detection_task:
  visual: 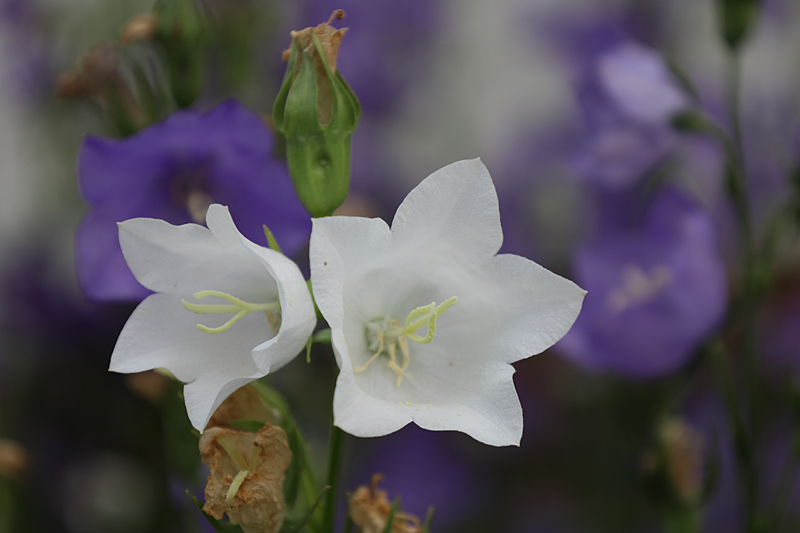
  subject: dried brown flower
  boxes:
[56,44,123,100]
[349,474,422,533]
[207,384,282,430]
[123,370,171,404]
[121,13,159,44]
[0,438,28,480]
[659,417,704,503]
[200,424,292,533]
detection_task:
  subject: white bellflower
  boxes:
[310,159,585,446]
[109,205,316,430]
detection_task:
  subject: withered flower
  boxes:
[207,384,282,430]
[349,474,422,533]
[659,417,704,503]
[120,13,159,44]
[200,425,292,533]
[0,438,28,480]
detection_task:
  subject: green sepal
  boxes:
[381,500,400,533]
[279,487,329,533]
[263,224,284,254]
[228,418,267,433]
[186,491,244,533]
[422,506,435,533]
[306,328,332,363]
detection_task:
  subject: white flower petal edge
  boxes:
[110,204,316,430]
[310,159,586,446]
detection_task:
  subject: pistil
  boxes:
[182,290,281,333]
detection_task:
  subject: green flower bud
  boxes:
[273,10,362,218]
[153,0,208,108]
[717,0,761,50]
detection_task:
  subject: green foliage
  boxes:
[186,491,244,533]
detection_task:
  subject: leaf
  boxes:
[186,491,244,533]
[228,419,267,433]
[279,486,330,533]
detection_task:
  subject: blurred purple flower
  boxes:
[75,100,310,302]
[558,188,727,378]
[572,42,688,189]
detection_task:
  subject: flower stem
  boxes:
[322,424,345,533]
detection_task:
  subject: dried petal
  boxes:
[0,439,28,480]
[200,425,292,533]
[207,384,282,430]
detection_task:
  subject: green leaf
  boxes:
[422,506,435,533]
[279,486,329,533]
[228,419,267,433]
[381,500,400,533]
[263,224,284,254]
[186,491,244,533]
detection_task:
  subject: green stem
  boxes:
[724,47,762,533]
[322,423,345,533]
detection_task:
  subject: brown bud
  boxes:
[207,384,282,430]
[200,425,291,533]
[659,417,704,503]
[56,44,123,100]
[349,474,422,533]
[0,439,28,480]
[123,371,171,404]
[121,13,159,44]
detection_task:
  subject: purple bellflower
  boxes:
[558,188,727,378]
[75,100,310,302]
[572,42,688,189]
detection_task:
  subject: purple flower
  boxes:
[75,100,310,302]
[558,188,727,378]
[572,42,688,189]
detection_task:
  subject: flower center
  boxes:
[216,435,260,504]
[357,297,458,387]
[170,168,212,224]
[605,264,673,313]
[182,290,281,334]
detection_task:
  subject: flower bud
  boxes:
[56,44,149,135]
[200,424,292,533]
[273,10,361,217]
[717,0,761,50]
[0,439,28,480]
[153,0,207,108]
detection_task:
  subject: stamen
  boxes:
[181,290,280,334]
[360,297,457,387]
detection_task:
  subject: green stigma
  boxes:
[181,290,281,334]
[358,297,458,386]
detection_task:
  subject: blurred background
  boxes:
[2,0,800,531]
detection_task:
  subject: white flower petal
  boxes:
[243,242,317,373]
[391,158,502,261]
[110,293,268,429]
[118,205,276,298]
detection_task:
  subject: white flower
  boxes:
[309,159,586,446]
[110,204,316,430]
